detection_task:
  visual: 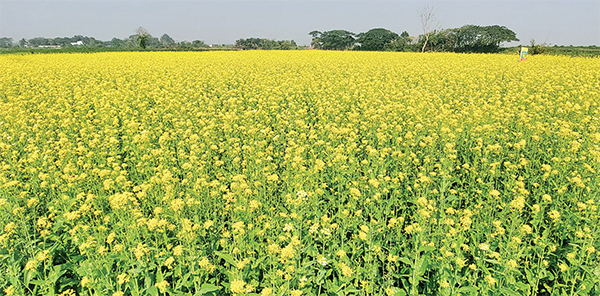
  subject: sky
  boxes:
[0,0,599,46]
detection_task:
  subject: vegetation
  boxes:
[0,51,599,296]
[355,29,400,52]
[234,38,298,50]
[544,45,600,57]
[0,30,210,51]
[309,30,356,50]
[1,23,596,56]
[499,45,600,57]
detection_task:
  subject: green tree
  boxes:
[110,38,124,48]
[355,28,399,51]
[278,40,297,50]
[192,40,208,48]
[309,30,322,49]
[385,31,414,52]
[310,30,356,50]
[136,27,151,49]
[235,38,261,50]
[452,25,519,53]
[177,41,192,49]
[0,37,13,48]
[160,34,175,48]
[235,38,296,50]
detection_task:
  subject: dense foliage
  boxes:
[0,34,209,50]
[234,38,298,50]
[308,25,518,53]
[0,51,599,296]
[354,29,400,52]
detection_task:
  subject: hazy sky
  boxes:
[1,0,599,46]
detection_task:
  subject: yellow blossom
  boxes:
[230,279,246,294]
[155,280,169,293]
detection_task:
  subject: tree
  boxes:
[178,41,193,49]
[0,37,13,48]
[28,37,51,47]
[309,31,322,49]
[451,25,519,53]
[385,31,414,52]
[136,27,151,49]
[355,28,400,51]
[110,38,124,48]
[310,30,356,50]
[235,38,261,50]
[529,39,547,55]
[160,34,175,48]
[192,40,208,48]
[278,40,297,50]
[423,29,456,52]
[419,5,438,52]
[235,38,296,50]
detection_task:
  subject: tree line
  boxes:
[1,24,518,53]
[309,25,519,53]
[0,28,211,50]
[234,38,299,50]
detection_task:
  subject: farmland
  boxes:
[0,51,599,295]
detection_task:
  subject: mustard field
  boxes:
[0,51,599,296]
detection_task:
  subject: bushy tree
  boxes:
[160,34,176,48]
[235,38,297,50]
[416,29,456,52]
[136,27,151,49]
[110,38,125,48]
[355,28,399,51]
[309,30,356,50]
[385,31,415,52]
[192,40,209,48]
[0,37,14,48]
[451,25,519,53]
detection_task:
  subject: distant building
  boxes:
[71,41,84,46]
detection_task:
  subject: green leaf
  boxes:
[576,280,594,294]
[515,282,529,292]
[399,257,412,266]
[344,285,360,294]
[524,268,534,284]
[457,286,478,294]
[416,256,428,275]
[156,269,163,283]
[29,280,45,286]
[386,287,406,296]
[24,270,34,287]
[214,251,237,266]
[499,287,520,296]
[418,245,435,253]
[147,286,159,296]
[316,270,327,284]
[197,283,220,295]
